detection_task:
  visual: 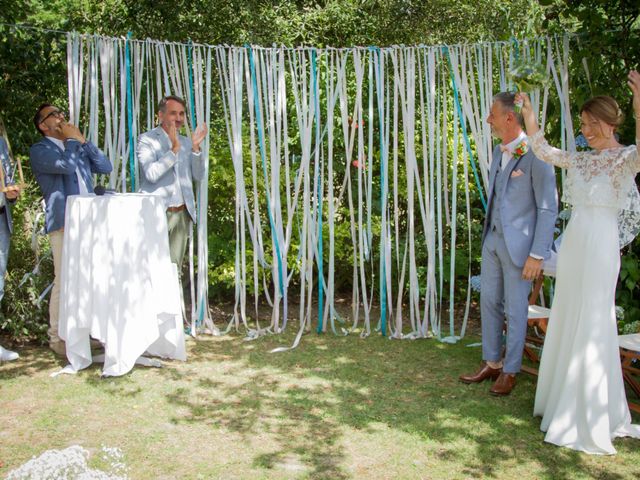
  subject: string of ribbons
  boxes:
[64,32,575,346]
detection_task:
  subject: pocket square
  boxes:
[511,169,524,178]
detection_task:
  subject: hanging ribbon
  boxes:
[246,45,287,330]
[124,32,136,192]
[60,33,577,350]
[443,46,487,212]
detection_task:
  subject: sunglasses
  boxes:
[39,109,66,124]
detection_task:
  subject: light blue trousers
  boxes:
[480,229,532,373]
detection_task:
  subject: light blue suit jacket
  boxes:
[137,126,205,223]
[482,142,558,267]
[30,138,113,233]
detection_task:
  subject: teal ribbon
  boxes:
[246,45,287,327]
[511,37,520,61]
[187,39,197,131]
[312,50,325,334]
[124,32,136,191]
[443,46,487,212]
[371,46,387,337]
[186,40,206,328]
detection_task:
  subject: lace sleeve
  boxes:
[528,130,574,169]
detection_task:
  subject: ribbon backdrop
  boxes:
[65,32,575,345]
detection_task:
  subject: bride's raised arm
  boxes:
[517,92,573,169]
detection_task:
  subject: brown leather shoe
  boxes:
[459,362,502,384]
[490,373,517,396]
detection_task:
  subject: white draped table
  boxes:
[58,193,186,376]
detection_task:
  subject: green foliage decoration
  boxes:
[1,181,52,344]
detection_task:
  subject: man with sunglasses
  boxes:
[30,104,112,357]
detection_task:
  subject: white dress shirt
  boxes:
[499,132,527,170]
[159,128,186,208]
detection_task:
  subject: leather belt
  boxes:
[167,204,186,213]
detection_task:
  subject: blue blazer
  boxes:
[0,137,15,234]
[30,138,112,233]
[482,141,558,267]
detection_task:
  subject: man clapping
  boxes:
[137,95,207,271]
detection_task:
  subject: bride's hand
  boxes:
[515,92,540,135]
[515,92,533,117]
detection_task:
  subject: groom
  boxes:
[460,92,557,395]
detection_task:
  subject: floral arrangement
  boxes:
[509,59,549,111]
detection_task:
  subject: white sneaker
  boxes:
[0,344,19,362]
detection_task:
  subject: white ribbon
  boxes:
[64,36,577,350]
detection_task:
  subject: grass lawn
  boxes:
[1,329,639,479]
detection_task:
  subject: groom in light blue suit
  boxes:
[460,92,557,395]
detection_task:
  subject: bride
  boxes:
[517,70,640,455]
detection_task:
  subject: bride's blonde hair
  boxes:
[580,95,624,129]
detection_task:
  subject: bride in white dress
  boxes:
[517,71,640,455]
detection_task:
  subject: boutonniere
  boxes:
[512,141,528,160]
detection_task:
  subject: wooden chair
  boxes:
[521,272,551,376]
[619,334,640,414]
[521,280,640,415]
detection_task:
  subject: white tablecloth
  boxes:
[58,193,186,376]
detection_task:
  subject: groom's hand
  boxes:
[522,256,543,281]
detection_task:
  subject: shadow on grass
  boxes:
[164,346,349,478]
[5,327,637,479]
[0,345,63,379]
[155,331,640,480]
[84,374,144,398]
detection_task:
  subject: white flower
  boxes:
[6,445,128,480]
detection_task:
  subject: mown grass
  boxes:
[1,329,639,479]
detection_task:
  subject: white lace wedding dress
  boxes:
[530,130,640,455]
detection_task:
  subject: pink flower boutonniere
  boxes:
[512,141,528,160]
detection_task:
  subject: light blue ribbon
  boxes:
[511,37,520,61]
[187,40,197,130]
[371,46,387,337]
[443,46,487,212]
[246,45,286,327]
[124,32,136,192]
[186,40,206,328]
[312,49,325,334]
